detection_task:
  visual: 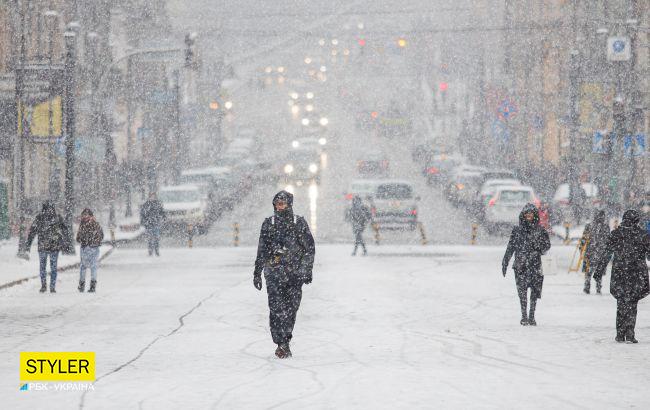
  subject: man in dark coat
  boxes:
[347,196,372,256]
[502,204,551,326]
[25,201,69,293]
[594,209,650,343]
[581,209,610,294]
[253,191,315,358]
[140,192,165,256]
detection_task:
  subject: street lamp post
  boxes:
[15,0,28,256]
[63,30,77,254]
[44,10,59,203]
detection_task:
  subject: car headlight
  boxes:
[318,137,327,145]
[284,164,294,174]
[292,140,300,148]
[309,163,318,173]
[319,117,329,126]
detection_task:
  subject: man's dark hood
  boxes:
[593,209,606,225]
[41,201,56,218]
[273,191,294,219]
[519,203,539,228]
[621,209,640,227]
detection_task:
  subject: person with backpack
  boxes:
[502,204,551,326]
[76,208,104,293]
[594,209,650,343]
[580,210,610,294]
[25,201,69,293]
[347,195,372,256]
[253,191,315,358]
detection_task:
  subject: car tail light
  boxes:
[381,160,389,168]
[410,209,417,216]
[345,193,353,200]
[427,167,439,174]
[488,198,496,207]
[456,183,464,190]
[371,207,376,217]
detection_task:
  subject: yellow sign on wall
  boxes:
[17,97,63,138]
[19,352,95,382]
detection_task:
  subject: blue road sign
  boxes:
[497,98,518,121]
[624,134,645,157]
[613,40,625,53]
[593,131,606,154]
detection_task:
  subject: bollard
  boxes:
[613,219,619,230]
[563,221,571,245]
[110,226,116,245]
[372,222,381,245]
[233,222,240,247]
[470,223,478,245]
[418,222,428,245]
[188,224,194,248]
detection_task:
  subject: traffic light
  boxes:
[438,82,449,92]
[358,38,366,47]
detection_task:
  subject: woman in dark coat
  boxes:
[502,204,551,326]
[594,209,650,343]
[347,196,372,256]
[581,210,610,294]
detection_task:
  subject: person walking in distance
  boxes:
[253,191,315,358]
[140,192,165,256]
[502,204,551,326]
[347,195,372,256]
[594,210,650,343]
[25,201,69,293]
[76,209,104,292]
[580,210,610,294]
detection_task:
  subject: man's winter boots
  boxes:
[78,281,85,292]
[39,281,47,293]
[88,280,96,293]
[275,343,292,359]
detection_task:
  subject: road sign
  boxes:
[624,133,646,157]
[497,98,518,121]
[607,36,631,61]
[593,130,606,153]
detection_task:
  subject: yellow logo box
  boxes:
[20,352,95,382]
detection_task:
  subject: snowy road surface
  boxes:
[2,245,649,409]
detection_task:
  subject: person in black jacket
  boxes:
[502,204,551,326]
[76,208,104,293]
[25,201,69,293]
[140,192,165,256]
[580,210,610,294]
[253,191,315,358]
[594,209,650,343]
[347,196,372,256]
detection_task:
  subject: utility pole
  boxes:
[172,68,181,184]
[124,55,133,217]
[15,0,28,256]
[63,30,77,254]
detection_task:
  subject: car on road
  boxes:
[369,180,420,230]
[483,185,539,233]
[445,171,485,207]
[357,150,389,178]
[423,153,463,185]
[159,184,209,233]
[282,147,321,184]
[180,167,238,216]
[344,179,380,215]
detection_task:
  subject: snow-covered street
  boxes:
[2,244,649,409]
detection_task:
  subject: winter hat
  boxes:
[621,209,640,226]
[272,191,293,208]
[42,201,55,216]
[519,203,540,225]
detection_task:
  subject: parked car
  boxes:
[483,185,539,233]
[445,171,485,206]
[474,178,522,220]
[551,182,600,223]
[344,179,380,215]
[159,185,209,233]
[369,180,420,231]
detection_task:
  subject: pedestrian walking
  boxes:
[594,209,650,343]
[347,196,371,256]
[140,192,165,256]
[253,191,315,358]
[25,201,69,293]
[502,204,551,326]
[569,182,587,225]
[76,209,104,293]
[580,210,610,294]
